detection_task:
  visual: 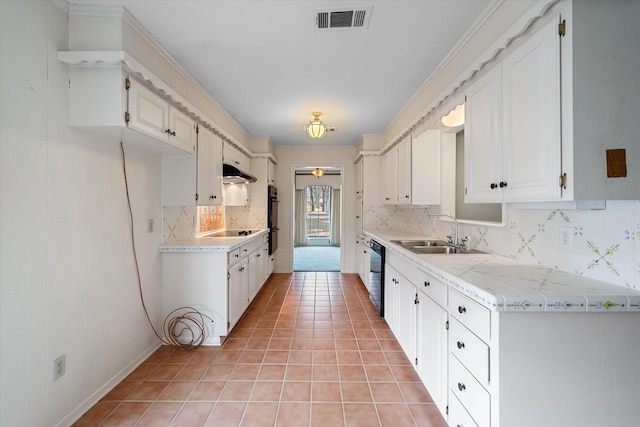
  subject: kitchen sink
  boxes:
[391,239,448,248]
[390,239,483,255]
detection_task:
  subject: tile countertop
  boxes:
[364,229,640,313]
[159,229,268,253]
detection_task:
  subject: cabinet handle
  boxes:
[490,183,498,189]
[500,181,508,188]
[405,195,410,199]
[210,195,216,199]
[243,249,248,252]
[457,382,466,391]
[234,254,239,258]
[164,128,176,136]
[385,197,390,200]
[424,281,430,287]
[257,254,261,257]
[457,341,465,349]
[458,306,466,314]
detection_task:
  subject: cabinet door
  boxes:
[382,148,398,205]
[397,137,412,205]
[411,129,441,205]
[168,107,196,153]
[224,144,248,171]
[362,156,381,206]
[416,292,448,416]
[197,127,223,206]
[228,259,249,330]
[502,16,561,201]
[384,264,399,333]
[248,249,263,302]
[224,183,249,206]
[128,80,169,142]
[267,160,276,185]
[465,65,503,203]
[355,158,363,197]
[395,275,416,361]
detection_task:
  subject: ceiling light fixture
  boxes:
[441,104,465,128]
[304,112,332,139]
[312,168,326,178]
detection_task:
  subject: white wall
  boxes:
[273,145,358,274]
[1,2,162,425]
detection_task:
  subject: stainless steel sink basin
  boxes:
[390,239,483,255]
[390,239,448,248]
[410,245,462,254]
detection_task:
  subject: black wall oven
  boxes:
[369,239,385,317]
[268,185,278,255]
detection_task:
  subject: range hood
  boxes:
[223,163,257,183]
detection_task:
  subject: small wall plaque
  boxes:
[606,148,627,178]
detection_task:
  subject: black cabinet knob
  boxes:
[424,281,430,287]
[457,341,465,349]
[490,183,497,189]
[500,181,508,188]
[458,382,466,391]
[458,306,466,314]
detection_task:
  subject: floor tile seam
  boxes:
[90,400,125,427]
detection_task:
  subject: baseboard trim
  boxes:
[55,340,162,427]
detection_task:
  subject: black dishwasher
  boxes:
[369,240,385,317]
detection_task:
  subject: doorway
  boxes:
[293,168,341,271]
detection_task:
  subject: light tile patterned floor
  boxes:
[74,272,447,427]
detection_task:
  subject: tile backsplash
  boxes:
[163,205,266,242]
[364,200,640,289]
[225,205,266,230]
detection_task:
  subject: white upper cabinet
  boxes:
[267,159,276,186]
[411,130,441,205]
[382,146,399,205]
[465,0,640,202]
[196,127,223,206]
[162,125,222,206]
[223,143,249,172]
[382,132,440,206]
[356,155,382,206]
[128,79,197,154]
[397,137,412,205]
[502,15,561,202]
[465,15,561,203]
[465,65,503,203]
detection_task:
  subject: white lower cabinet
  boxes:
[416,287,448,416]
[228,256,249,329]
[161,233,272,345]
[357,234,370,290]
[384,247,640,427]
[382,244,640,427]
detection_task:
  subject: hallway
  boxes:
[74,273,446,427]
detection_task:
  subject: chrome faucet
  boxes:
[429,213,459,247]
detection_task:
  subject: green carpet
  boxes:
[293,245,341,271]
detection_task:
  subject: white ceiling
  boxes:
[75,1,491,146]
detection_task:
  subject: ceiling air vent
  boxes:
[314,6,372,30]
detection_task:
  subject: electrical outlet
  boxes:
[559,227,573,250]
[54,354,66,380]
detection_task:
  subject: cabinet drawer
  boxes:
[228,248,241,265]
[449,318,489,386]
[449,356,490,427]
[449,290,490,342]
[417,274,447,308]
[448,391,479,427]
